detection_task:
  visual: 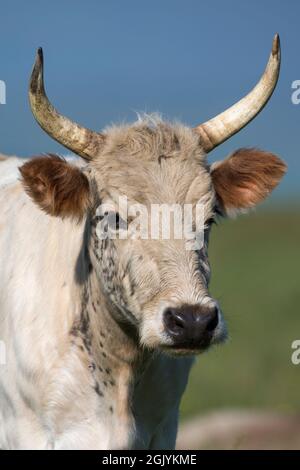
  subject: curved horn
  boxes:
[29,48,105,160]
[195,34,281,153]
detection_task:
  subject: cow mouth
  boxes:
[163,337,213,356]
[162,326,227,356]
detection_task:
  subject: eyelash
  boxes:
[205,217,217,228]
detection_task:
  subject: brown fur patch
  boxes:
[211,148,287,213]
[20,154,90,220]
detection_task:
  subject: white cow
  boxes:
[0,36,286,449]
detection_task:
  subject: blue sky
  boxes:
[0,0,299,199]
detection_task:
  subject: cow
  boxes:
[0,35,286,449]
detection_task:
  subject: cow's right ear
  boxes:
[20,154,90,220]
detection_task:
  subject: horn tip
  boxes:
[36,47,44,66]
[272,33,280,58]
[30,47,44,95]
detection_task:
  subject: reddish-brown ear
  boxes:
[211,148,287,215]
[20,154,90,220]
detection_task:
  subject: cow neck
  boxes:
[71,265,153,406]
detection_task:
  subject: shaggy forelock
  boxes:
[88,114,212,209]
[100,114,206,162]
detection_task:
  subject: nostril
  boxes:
[164,308,185,335]
[206,307,219,332]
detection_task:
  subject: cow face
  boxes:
[20,118,286,355]
[21,38,286,354]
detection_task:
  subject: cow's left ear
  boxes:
[211,148,287,216]
[20,154,90,220]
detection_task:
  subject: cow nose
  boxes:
[163,304,219,348]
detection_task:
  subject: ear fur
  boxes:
[20,154,90,220]
[211,148,287,216]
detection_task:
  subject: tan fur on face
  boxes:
[20,154,90,220]
[83,118,217,350]
[92,117,209,205]
[211,148,287,214]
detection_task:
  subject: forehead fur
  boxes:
[102,114,204,161]
[90,115,214,207]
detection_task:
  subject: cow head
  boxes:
[20,36,286,355]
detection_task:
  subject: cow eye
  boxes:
[107,211,127,231]
[106,211,115,227]
[115,212,120,229]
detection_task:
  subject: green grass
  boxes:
[180,206,300,420]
